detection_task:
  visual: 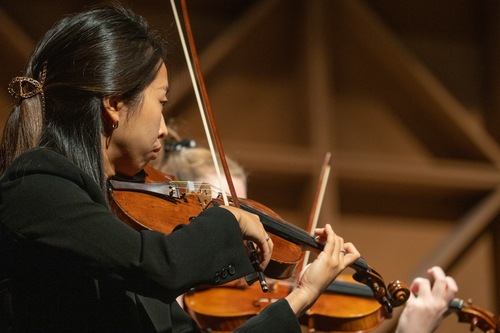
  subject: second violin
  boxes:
[184,275,389,333]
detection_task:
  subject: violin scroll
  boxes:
[387,280,411,307]
[450,298,500,333]
[351,257,410,314]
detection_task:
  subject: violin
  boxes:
[450,298,500,333]
[108,166,303,282]
[302,275,387,332]
[184,284,500,333]
[108,165,410,316]
[183,274,389,333]
[183,278,290,332]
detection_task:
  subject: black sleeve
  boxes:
[0,169,255,302]
[234,299,301,333]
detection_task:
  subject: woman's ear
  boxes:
[102,96,125,131]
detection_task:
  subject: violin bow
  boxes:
[170,0,268,291]
[304,152,331,264]
[450,298,500,333]
[170,0,230,206]
[293,152,331,287]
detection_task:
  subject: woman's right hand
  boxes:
[286,224,360,317]
[219,205,273,272]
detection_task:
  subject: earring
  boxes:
[112,120,119,129]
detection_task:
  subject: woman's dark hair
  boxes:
[0,4,167,192]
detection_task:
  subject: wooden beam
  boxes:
[483,0,500,144]
[482,0,500,316]
[339,0,500,166]
[224,141,500,191]
[0,7,33,58]
[168,0,280,111]
[492,217,500,313]
[335,154,500,190]
[409,187,500,277]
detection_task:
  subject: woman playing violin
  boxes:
[0,4,360,333]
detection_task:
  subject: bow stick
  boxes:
[170,0,268,291]
[170,0,230,205]
[293,152,331,287]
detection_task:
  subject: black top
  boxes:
[0,148,300,332]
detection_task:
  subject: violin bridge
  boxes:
[195,183,212,210]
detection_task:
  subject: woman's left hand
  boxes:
[395,266,458,333]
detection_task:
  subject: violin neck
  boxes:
[239,201,373,273]
[239,201,322,251]
[326,280,373,298]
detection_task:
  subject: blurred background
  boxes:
[1,1,499,331]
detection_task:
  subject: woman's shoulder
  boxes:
[3,148,89,185]
[1,148,107,207]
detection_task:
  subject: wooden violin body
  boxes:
[184,275,388,333]
[303,275,388,332]
[183,278,289,332]
[108,166,212,234]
